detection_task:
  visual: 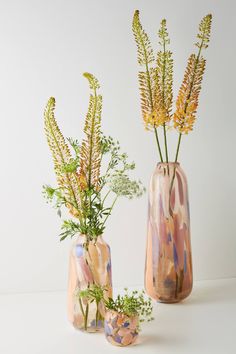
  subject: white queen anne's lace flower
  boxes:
[109,174,145,199]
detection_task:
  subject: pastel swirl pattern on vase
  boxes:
[104,310,139,346]
[68,234,112,332]
[145,163,193,303]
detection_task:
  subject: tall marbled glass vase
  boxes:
[145,163,193,303]
[68,235,112,332]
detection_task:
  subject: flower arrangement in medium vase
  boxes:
[133,11,212,302]
[104,289,153,346]
[43,73,145,332]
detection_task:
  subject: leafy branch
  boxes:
[59,220,81,241]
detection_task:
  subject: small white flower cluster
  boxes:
[109,174,145,199]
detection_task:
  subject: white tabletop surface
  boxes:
[0,278,235,354]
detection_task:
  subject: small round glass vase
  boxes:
[104,310,139,346]
[68,234,112,332]
[145,162,193,303]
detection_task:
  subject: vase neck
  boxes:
[76,234,103,243]
[155,162,181,178]
[157,162,180,167]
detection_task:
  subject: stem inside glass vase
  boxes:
[95,301,99,327]
[84,304,89,331]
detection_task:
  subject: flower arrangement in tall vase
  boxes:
[133,11,212,302]
[43,73,145,331]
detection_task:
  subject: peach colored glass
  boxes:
[104,310,139,346]
[145,163,193,303]
[68,234,112,332]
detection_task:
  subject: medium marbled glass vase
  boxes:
[68,234,112,332]
[145,163,193,303]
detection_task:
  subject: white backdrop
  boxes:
[0,0,235,294]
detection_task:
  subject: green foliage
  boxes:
[101,136,130,175]
[105,289,154,330]
[42,184,66,216]
[78,188,106,240]
[61,138,81,173]
[67,137,80,156]
[100,135,120,167]
[60,159,79,173]
[77,284,107,304]
[43,184,57,201]
[59,219,81,241]
[76,284,107,330]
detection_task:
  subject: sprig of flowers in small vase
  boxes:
[104,289,154,346]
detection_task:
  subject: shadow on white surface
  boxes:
[182,278,236,305]
[137,333,182,347]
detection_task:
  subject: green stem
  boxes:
[78,298,85,318]
[101,196,118,228]
[154,127,163,162]
[163,123,169,164]
[84,303,89,331]
[95,301,99,327]
[175,133,182,162]
[102,190,111,206]
[169,133,182,207]
[169,133,182,199]
[94,190,112,221]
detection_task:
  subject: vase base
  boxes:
[72,325,104,333]
[156,291,192,304]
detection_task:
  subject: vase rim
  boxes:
[105,309,139,320]
[76,234,103,240]
[157,162,180,166]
